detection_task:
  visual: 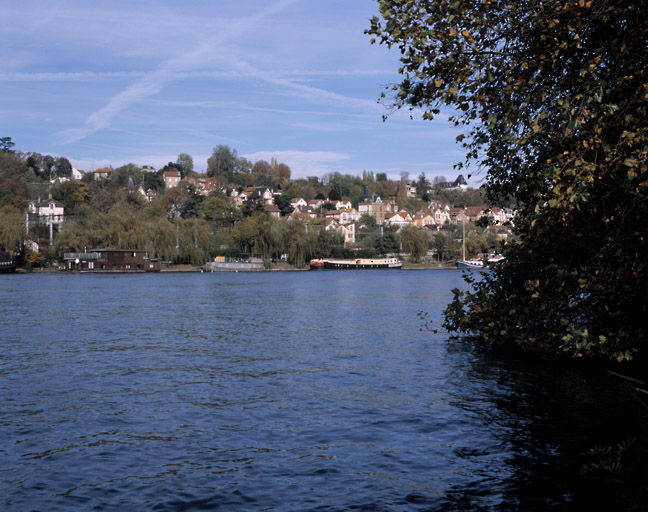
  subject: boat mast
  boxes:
[462,211,466,261]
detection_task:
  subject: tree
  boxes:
[431,232,448,262]
[0,151,29,208]
[415,172,429,197]
[231,216,259,254]
[179,191,204,219]
[284,220,317,266]
[142,171,165,193]
[400,225,429,263]
[275,162,291,184]
[274,194,294,217]
[113,164,140,188]
[176,153,194,177]
[0,137,15,153]
[369,2,648,363]
[0,206,23,252]
[252,160,272,177]
[51,180,90,211]
[54,157,72,178]
[235,157,252,174]
[241,195,266,217]
[207,145,237,180]
[396,175,409,209]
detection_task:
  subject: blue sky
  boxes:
[1,0,473,184]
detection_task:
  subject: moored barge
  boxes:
[309,256,402,270]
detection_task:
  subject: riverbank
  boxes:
[21,260,459,273]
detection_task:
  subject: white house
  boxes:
[27,196,65,225]
[71,167,84,180]
[432,207,451,225]
[385,211,413,227]
[291,198,308,209]
[338,208,359,224]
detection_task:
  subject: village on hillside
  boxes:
[0,143,517,270]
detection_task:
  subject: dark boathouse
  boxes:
[63,249,160,272]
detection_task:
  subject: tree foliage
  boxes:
[400,224,429,263]
[207,145,237,181]
[369,1,648,363]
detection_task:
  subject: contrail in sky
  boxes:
[55,0,298,145]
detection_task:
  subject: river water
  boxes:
[0,271,642,511]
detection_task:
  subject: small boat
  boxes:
[204,255,265,272]
[309,256,402,270]
[457,253,505,269]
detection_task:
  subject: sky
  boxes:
[1,0,474,184]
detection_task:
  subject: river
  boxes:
[0,271,642,510]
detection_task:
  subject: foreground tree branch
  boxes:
[368,0,648,363]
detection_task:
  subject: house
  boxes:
[384,199,399,214]
[264,204,281,218]
[486,207,510,225]
[93,167,112,180]
[291,198,308,209]
[27,195,65,225]
[63,249,160,272]
[432,207,451,225]
[294,205,318,219]
[324,209,341,221]
[308,199,324,210]
[429,199,450,211]
[288,210,313,221]
[358,196,389,225]
[464,206,488,222]
[335,200,352,210]
[323,219,356,245]
[435,174,469,191]
[413,210,436,228]
[245,186,275,204]
[385,211,413,227]
[138,187,156,202]
[338,208,359,224]
[451,208,469,224]
[163,170,181,189]
[185,176,221,196]
[71,167,84,180]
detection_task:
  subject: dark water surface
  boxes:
[0,271,640,510]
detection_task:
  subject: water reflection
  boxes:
[445,340,644,510]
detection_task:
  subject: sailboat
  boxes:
[456,213,505,269]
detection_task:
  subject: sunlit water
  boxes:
[0,271,640,511]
